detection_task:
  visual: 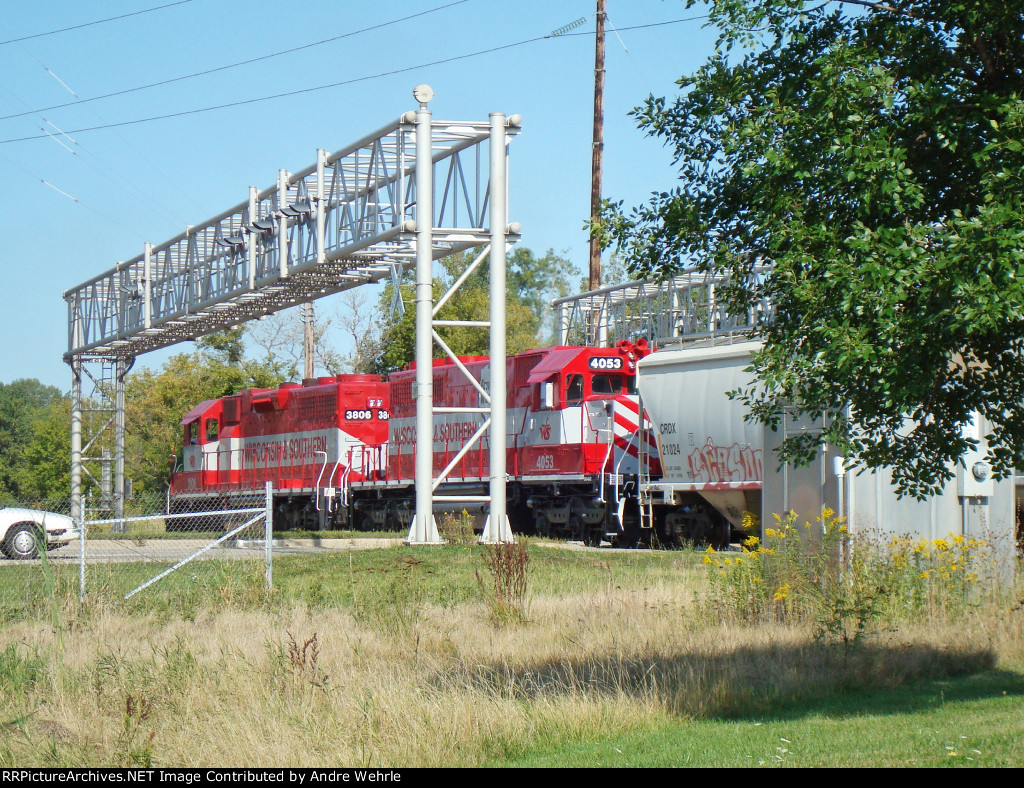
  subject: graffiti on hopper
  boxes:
[687,439,762,483]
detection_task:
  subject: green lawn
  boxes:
[0,541,1018,767]
[493,669,1024,767]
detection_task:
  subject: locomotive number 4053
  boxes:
[588,357,623,370]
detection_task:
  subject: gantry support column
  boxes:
[113,356,130,532]
[408,86,443,545]
[70,356,83,528]
[481,112,514,544]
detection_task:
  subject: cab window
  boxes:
[205,418,219,442]
[591,374,625,395]
[185,421,199,445]
[566,374,584,406]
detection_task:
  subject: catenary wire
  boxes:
[0,15,707,146]
[0,1,196,47]
[0,0,473,122]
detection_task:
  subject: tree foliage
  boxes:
[0,379,67,500]
[369,247,578,373]
[13,398,73,501]
[604,0,1024,496]
[125,339,285,493]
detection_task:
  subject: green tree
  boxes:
[12,398,73,501]
[196,326,247,365]
[508,246,578,339]
[125,343,284,493]
[0,379,65,498]
[369,247,578,373]
[603,0,1024,496]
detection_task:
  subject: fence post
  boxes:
[265,481,273,590]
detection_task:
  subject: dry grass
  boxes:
[1,555,1021,768]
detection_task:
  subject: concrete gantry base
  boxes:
[479,514,514,545]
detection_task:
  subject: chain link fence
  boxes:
[0,485,274,599]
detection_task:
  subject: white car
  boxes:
[0,508,81,560]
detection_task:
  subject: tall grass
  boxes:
[0,539,1019,767]
[476,540,530,626]
[701,509,1006,650]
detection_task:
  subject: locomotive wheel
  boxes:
[533,513,552,538]
[566,514,585,542]
[613,525,640,549]
[350,508,374,532]
[582,521,603,547]
[2,523,41,560]
[655,518,681,549]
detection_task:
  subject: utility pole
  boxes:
[302,302,315,380]
[589,0,606,293]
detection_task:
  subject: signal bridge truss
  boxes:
[66,114,520,358]
[553,265,776,350]
[65,91,520,544]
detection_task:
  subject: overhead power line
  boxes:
[0,0,472,122]
[0,1,196,47]
[0,16,706,146]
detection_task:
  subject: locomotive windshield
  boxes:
[564,370,636,405]
[591,374,625,395]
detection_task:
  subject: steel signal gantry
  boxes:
[65,91,521,544]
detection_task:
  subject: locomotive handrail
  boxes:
[433,418,492,492]
[331,456,344,498]
[614,428,641,477]
[340,463,353,508]
[595,427,615,504]
[611,427,645,523]
[314,451,328,512]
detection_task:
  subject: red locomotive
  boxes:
[170,374,390,528]
[169,341,659,543]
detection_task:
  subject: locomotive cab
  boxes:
[171,399,223,496]
[517,340,658,545]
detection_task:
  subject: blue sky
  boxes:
[0,0,718,390]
